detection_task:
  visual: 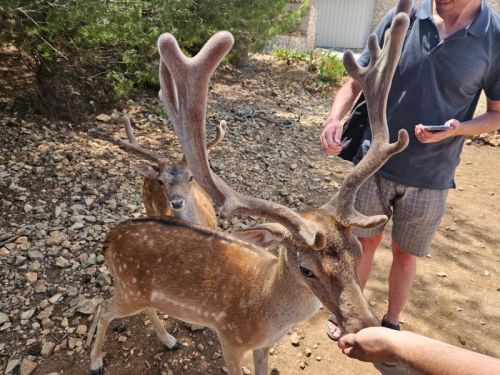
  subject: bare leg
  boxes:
[253,347,270,375]
[144,308,181,350]
[220,341,244,375]
[357,232,383,289]
[90,298,144,374]
[385,240,417,325]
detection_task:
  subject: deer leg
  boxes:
[144,308,182,350]
[90,297,144,375]
[253,347,270,375]
[220,341,244,375]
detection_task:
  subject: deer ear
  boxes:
[232,223,290,248]
[131,164,159,179]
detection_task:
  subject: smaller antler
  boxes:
[117,116,227,164]
[324,4,411,229]
[206,120,227,152]
[117,117,166,165]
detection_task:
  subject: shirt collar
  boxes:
[416,0,491,38]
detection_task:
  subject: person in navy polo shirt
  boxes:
[320,0,500,341]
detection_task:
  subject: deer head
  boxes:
[155,0,411,333]
[117,116,225,222]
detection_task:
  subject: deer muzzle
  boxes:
[169,195,185,210]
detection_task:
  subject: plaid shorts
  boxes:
[353,175,448,256]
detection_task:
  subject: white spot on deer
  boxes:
[136,264,140,270]
[150,291,203,315]
[123,264,128,270]
[132,277,137,284]
[235,336,243,344]
[212,311,226,322]
[117,234,122,240]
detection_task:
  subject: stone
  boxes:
[290,332,300,346]
[299,361,306,370]
[26,272,38,283]
[242,366,252,375]
[55,256,69,268]
[76,325,88,335]
[41,341,56,357]
[37,305,53,320]
[96,113,112,122]
[28,250,43,260]
[46,235,66,246]
[436,271,447,277]
[20,309,35,320]
[76,298,97,315]
[5,359,20,374]
[304,348,312,357]
[0,247,10,257]
[0,312,10,324]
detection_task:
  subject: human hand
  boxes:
[415,119,460,143]
[337,327,400,363]
[320,118,343,153]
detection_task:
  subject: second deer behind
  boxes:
[118,116,226,230]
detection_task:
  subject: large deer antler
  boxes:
[324,1,412,228]
[157,31,324,249]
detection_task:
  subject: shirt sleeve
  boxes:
[483,50,500,100]
[357,8,396,67]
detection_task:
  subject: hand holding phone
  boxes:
[420,124,452,132]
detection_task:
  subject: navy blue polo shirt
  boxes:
[355,0,500,189]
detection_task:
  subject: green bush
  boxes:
[0,0,308,117]
[272,47,346,84]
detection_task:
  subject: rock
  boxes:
[290,332,300,346]
[20,309,35,320]
[76,325,88,335]
[28,250,43,260]
[118,335,127,343]
[299,361,306,370]
[37,305,53,320]
[242,366,252,375]
[96,113,112,122]
[304,348,312,357]
[0,312,10,324]
[25,272,38,283]
[5,359,20,374]
[55,256,69,268]
[76,298,98,315]
[41,341,56,357]
[188,323,204,332]
[46,235,66,246]
[196,343,205,352]
[0,247,10,257]
[315,356,322,361]
[436,271,447,277]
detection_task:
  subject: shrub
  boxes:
[0,0,308,118]
[272,48,346,84]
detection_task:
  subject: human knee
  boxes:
[358,233,382,253]
[392,243,417,267]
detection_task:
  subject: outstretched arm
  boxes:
[338,327,500,375]
[415,98,500,143]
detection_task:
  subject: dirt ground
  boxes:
[1,51,499,375]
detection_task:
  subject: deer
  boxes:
[90,1,412,374]
[116,116,227,231]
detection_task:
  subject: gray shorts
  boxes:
[353,175,448,257]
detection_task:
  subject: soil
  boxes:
[0,49,499,375]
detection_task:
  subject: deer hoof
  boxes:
[170,341,182,351]
[90,367,104,375]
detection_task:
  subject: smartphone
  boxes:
[420,124,452,132]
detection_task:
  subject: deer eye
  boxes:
[158,180,164,186]
[299,266,315,278]
[188,175,194,183]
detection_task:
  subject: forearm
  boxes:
[453,110,500,137]
[395,331,500,375]
[325,78,362,123]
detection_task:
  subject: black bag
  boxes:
[337,94,369,162]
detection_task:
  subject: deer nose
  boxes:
[170,195,185,210]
